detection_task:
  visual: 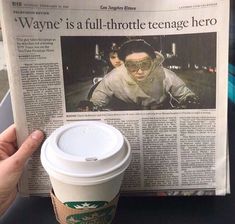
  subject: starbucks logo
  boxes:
[66,206,116,224]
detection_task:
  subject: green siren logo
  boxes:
[64,201,108,209]
[66,206,116,224]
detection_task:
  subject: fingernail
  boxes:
[31,130,44,140]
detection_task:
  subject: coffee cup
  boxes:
[40,121,131,223]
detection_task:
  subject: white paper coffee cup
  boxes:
[40,121,131,208]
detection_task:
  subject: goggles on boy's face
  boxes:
[125,57,152,73]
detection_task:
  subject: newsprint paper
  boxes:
[0,0,230,196]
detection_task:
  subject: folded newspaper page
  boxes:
[0,0,230,196]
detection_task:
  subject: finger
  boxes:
[0,124,16,143]
[8,130,44,170]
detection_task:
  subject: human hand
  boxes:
[0,124,44,216]
[179,95,200,109]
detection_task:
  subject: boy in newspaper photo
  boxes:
[90,39,199,110]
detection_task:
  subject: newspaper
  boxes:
[0,0,229,196]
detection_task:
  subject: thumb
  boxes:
[8,130,44,171]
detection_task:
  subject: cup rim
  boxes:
[41,136,131,179]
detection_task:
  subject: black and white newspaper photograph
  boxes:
[61,33,216,112]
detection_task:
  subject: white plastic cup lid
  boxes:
[40,121,131,185]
